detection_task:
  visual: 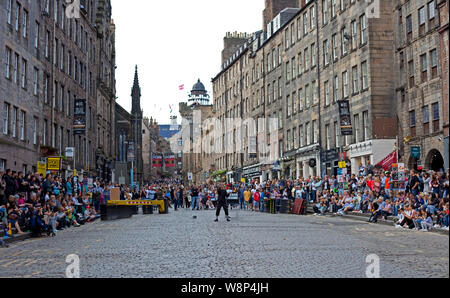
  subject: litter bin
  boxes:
[143,205,153,214]
[269,199,276,214]
[263,199,270,213]
[160,198,169,214]
[279,199,289,214]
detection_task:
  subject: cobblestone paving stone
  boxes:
[0,208,448,278]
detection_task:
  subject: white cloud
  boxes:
[112,0,264,124]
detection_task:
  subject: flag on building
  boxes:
[152,154,163,168]
[164,154,175,168]
[376,151,398,171]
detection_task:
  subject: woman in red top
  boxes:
[253,190,261,211]
[367,176,374,191]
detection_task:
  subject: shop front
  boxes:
[348,139,396,175]
[321,148,339,177]
[280,150,297,180]
[294,144,322,179]
[243,164,262,183]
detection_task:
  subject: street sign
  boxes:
[417,160,423,170]
[65,147,75,158]
[188,172,193,181]
[47,157,61,171]
[37,162,46,177]
[127,142,135,162]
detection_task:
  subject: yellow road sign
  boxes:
[37,162,46,176]
[47,158,61,171]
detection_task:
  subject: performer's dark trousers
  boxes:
[216,201,229,217]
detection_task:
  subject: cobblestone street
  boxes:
[1,209,448,278]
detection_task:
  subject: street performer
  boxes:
[215,184,231,222]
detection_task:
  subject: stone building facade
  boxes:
[394,0,446,172]
[0,0,116,178]
[114,66,143,185]
[211,0,407,183]
[438,0,449,171]
[142,117,159,182]
[179,80,213,185]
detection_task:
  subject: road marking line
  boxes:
[11,250,25,257]
[50,261,63,268]
[23,259,40,267]
[2,259,21,268]
[30,271,41,277]
[13,259,32,267]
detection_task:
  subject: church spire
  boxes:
[131,65,141,114]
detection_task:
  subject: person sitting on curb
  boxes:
[420,211,434,232]
[396,205,415,229]
[368,198,382,223]
[413,208,427,230]
[336,193,355,215]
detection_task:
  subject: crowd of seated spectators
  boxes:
[310,170,449,232]
[1,169,104,247]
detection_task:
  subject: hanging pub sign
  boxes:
[410,146,421,159]
[152,154,163,168]
[338,100,353,136]
[164,154,175,168]
[73,99,86,135]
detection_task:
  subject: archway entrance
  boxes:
[425,149,444,172]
